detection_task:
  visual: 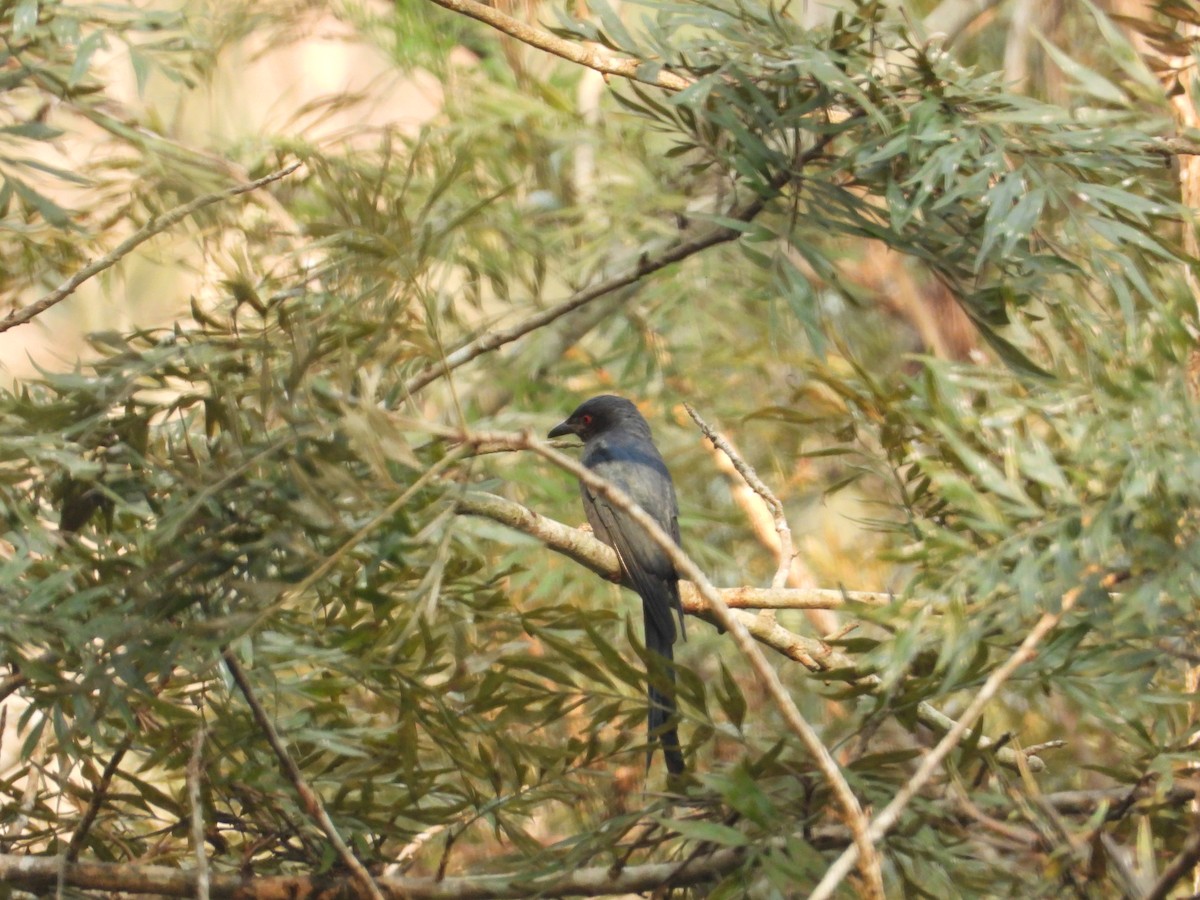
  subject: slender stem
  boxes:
[188,727,211,900]
[808,585,1087,900]
[222,649,385,900]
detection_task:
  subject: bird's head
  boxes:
[547,394,646,442]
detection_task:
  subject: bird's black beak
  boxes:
[547,419,574,439]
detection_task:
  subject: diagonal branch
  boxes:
[684,403,797,593]
[0,161,303,334]
[64,736,133,863]
[423,0,692,91]
[808,580,1095,900]
[221,649,385,900]
[682,402,839,635]
[401,219,749,398]
[449,427,886,900]
[401,140,833,399]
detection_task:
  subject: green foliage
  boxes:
[0,0,1198,896]
[0,1,206,303]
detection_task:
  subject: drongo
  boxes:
[548,395,686,775]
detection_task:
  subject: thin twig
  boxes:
[423,0,691,91]
[221,649,385,900]
[0,162,302,334]
[188,727,210,900]
[684,403,796,593]
[452,427,886,900]
[808,582,1090,900]
[64,736,133,863]
[1144,814,1200,900]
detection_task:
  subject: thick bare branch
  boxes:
[0,845,750,899]
[453,487,1044,772]
[455,491,885,611]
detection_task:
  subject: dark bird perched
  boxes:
[548,395,686,775]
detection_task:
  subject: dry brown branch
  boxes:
[1,781,1164,900]
[222,650,385,900]
[449,428,886,900]
[456,490,885,612]
[423,0,691,91]
[683,403,834,634]
[810,581,1090,899]
[0,162,302,334]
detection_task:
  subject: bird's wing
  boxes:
[581,444,681,647]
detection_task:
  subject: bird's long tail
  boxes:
[644,603,685,776]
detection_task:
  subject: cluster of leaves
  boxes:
[555,0,1180,373]
[0,127,814,886]
[0,0,1198,895]
[0,1,207,305]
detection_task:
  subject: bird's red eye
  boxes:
[580,414,593,426]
